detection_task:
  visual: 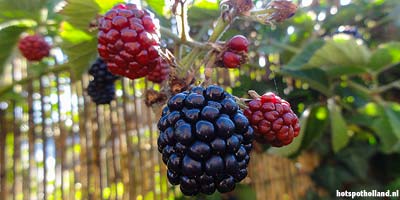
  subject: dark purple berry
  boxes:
[205,155,224,176]
[157,85,253,195]
[201,106,220,121]
[195,120,215,142]
[182,155,202,177]
[215,117,235,138]
[189,141,211,160]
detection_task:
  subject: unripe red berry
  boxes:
[18,35,50,61]
[227,35,249,52]
[244,92,300,147]
[147,58,170,83]
[222,52,241,69]
[97,3,161,80]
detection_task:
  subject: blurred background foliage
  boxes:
[0,0,400,199]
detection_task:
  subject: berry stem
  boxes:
[178,7,235,81]
[234,96,249,110]
[202,52,218,86]
[248,90,261,99]
[175,0,190,42]
[160,26,209,50]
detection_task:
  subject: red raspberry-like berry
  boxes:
[147,58,170,83]
[227,35,249,52]
[18,35,50,61]
[244,92,300,147]
[97,3,161,80]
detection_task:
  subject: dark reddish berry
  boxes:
[18,35,50,61]
[218,35,249,69]
[98,3,161,80]
[157,85,253,195]
[244,92,300,147]
[222,51,241,68]
[227,35,249,52]
[147,58,170,83]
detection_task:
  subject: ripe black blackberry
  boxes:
[89,58,120,83]
[157,85,254,196]
[87,81,116,105]
[87,58,119,105]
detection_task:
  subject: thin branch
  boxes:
[346,80,371,96]
[160,26,209,49]
[374,80,400,93]
[374,62,400,75]
[0,64,70,97]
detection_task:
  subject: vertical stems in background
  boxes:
[0,109,7,200]
[121,80,136,199]
[12,90,22,199]
[20,59,30,200]
[55,74,65,199]
[112,81,128,200]
[103,104,113,199]
[287,159,297,200]
[95,106,104,199]
[11,61,22,200]
[110,101,121,200]
[132,81,145,197]
[71,77,81,200]
[81,76,94,200]
[39,76,48,200]
[76,77,89,199]
[27,81,35,200]
[144,80,156,200]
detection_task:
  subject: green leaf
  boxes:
[0,0,47,21]
[60,21,92,43]
[307,38,371,70]
[368,42,400,71]
[269,106,310,157]
[230,75,283,97]
[323,65,366,77]
[234,184,256,200]
[336,143,376,180]
[145,0,165,16]
[279,68,331,96]
[60,0,99,34]
[328,99,350,153]
[298,105,329,151]
[94,0,124,14]
[285,39,325,69]
[313,165,354,192]
[384,103,400,139]
[188,0,219,25]
[364,103,400,153]
[61,38,97,79]
[0,25,28,75]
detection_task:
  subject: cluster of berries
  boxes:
[95,3,301,197]
[157,85,254,195]
[218,35,249,69]
[87,58,119,104]
[18,35,50,61]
